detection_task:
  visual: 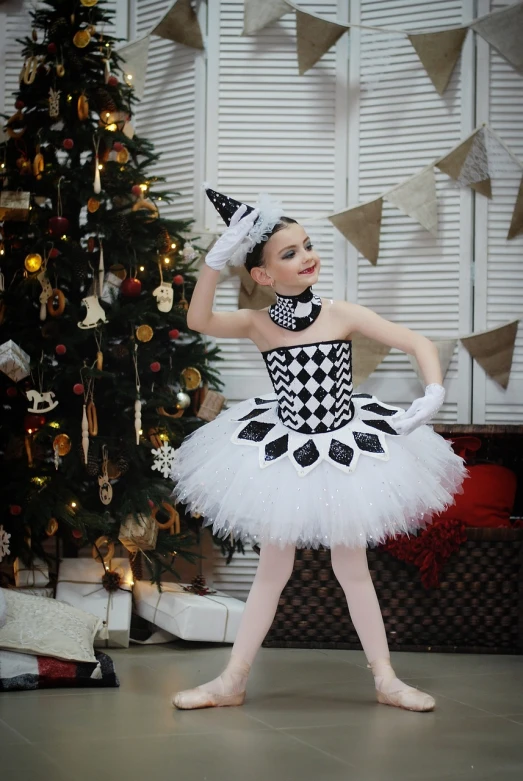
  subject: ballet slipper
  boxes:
[368,658,435,712]
[172,652,251,710]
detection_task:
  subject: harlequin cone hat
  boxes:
[203,182,285,266]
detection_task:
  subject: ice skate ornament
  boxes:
[152,282,173,313]
[78,294,108,329]
[151,440,177,479]
[26,389,58,413]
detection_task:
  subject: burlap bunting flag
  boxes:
[384,167,438,236]
[408,339,457,387]
[408,27,469,96]
[508,175,523,240]
[461,320,519,390]
[471,1,523,72]
[436,130,492,198]
[328,198,383,265]
[116,35,150,100]
[351,333,391,388]
[295,9,347,75]
[152,0,204,50]
[243,0,290,35]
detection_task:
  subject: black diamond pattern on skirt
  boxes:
[353,431,385,454]
[293,439,320,467]
[238,407,271,421]
[238,421,275,442]
[328,439,354,467]
[361,402,397,416]
[264,434,289,462]
[362,419,399,436]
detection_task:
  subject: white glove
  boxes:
[205,204,260,271]
[391,383,445,436]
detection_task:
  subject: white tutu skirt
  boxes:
[170,392,467,551]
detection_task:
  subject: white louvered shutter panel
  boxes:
[348,0,475,423]
[132,1,205,221]
[474,0,523,422]
[206,0,349,403]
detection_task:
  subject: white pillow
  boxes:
[0,588,102,663]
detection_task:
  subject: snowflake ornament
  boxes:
[151,441,177,479]
[0,525,11,562]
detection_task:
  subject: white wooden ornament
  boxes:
[134,398,142,445]
[26,389,59,413]
[94,158,101,194]
[82,404,89,464]
[78,294,108,329]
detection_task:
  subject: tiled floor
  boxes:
[1,643,523,781]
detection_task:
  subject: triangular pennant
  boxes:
[295,9,348,75]
[471,1,523,72]
[237,267,276,310]
[351,333,391,388]
[461,320,519,390]
[408,339,457,388]
[408,27,468,95]
[328,198,383,265]
[457,128,492,198]
[116,35,150,100]
[508,175,523,240]
[243,0,290,35]
[436,130,491,197]
[384,167,438,236]
[152,0,204,50]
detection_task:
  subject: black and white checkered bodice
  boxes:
[262,340,354,434]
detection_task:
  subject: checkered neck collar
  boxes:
[268,287,322,331]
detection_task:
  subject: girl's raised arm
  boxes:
[187,204,260,339]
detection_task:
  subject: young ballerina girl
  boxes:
[170,186,467,713]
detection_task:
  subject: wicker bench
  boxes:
[263,425,523,655]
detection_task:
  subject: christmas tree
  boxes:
[0,0,223,585]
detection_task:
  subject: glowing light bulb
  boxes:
[71,501,77,508]
[98,164,103,170]
[164,257,170,264]
[139,265,145,271]
[126,73,133,80]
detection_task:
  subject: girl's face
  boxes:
[250,222,321,295]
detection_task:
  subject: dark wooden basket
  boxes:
[262,528,523,654]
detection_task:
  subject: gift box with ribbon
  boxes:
[14,557,50,588]
[133,581,245,643]
[56,558,133,648]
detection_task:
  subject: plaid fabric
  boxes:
[0,650,119,692]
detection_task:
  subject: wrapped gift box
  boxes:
[11,586,54,598]
[56,558,133,649]
[14,557,50,588]
[0,340,31,382]
[133,581,245,643]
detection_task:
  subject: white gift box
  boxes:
[0,340,31,382]
[14,557,50,588]
[56,558,133,649]
[11,586,54,598]
[133,581,245,644]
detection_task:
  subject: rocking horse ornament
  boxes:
[26,388,59,413]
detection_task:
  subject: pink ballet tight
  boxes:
[173,542,435,711]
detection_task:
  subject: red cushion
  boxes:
[438,463,516,527]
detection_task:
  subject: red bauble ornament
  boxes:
[120,277,142,297]
[47,42,57,54]
[24,413,46,433]
[73,383,84,395]
[49,216,69,236]
[49,247,60,259]
[15,99,24,109]
[9,505,22,516]
[56,344,66,355]
[63,138,74,150]
[148,499,155,508]
[6,386,17,398]
[113,141,123,152]
[150,361,161,373]
[108,75,118,86]
[131,184,142,196]
[72,529,83,539]
[173,274,184,285]
[168,328,180,340]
